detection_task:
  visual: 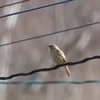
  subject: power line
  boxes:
[0,80,100,85]
[0,0,30,9]
[0,55,99,80]
[0,0,73,19]
[0,21,100,47]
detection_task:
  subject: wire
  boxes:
[0,55,99,80]
[0,1,99,85]
[0,80,100,85]
[0,0,73,19]
[0,21,100,47]
[0,0,30,9]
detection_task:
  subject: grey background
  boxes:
[0,0,100,100]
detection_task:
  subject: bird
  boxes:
[48,44,71,76]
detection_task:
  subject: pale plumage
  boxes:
[48,44,71,76]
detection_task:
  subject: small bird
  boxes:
[48,44,71,76]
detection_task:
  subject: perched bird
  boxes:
[48,44,71,76]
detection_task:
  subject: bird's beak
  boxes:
[48,46,50,48]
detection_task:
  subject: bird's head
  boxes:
[48,44,59,50]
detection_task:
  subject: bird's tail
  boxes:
[64,66,71,76]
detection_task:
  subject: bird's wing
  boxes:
[56,49,66,62]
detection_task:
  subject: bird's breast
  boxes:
[50,50,63,64]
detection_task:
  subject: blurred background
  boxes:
[0,0,100,100]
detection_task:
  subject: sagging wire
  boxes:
[0,55,99,80]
